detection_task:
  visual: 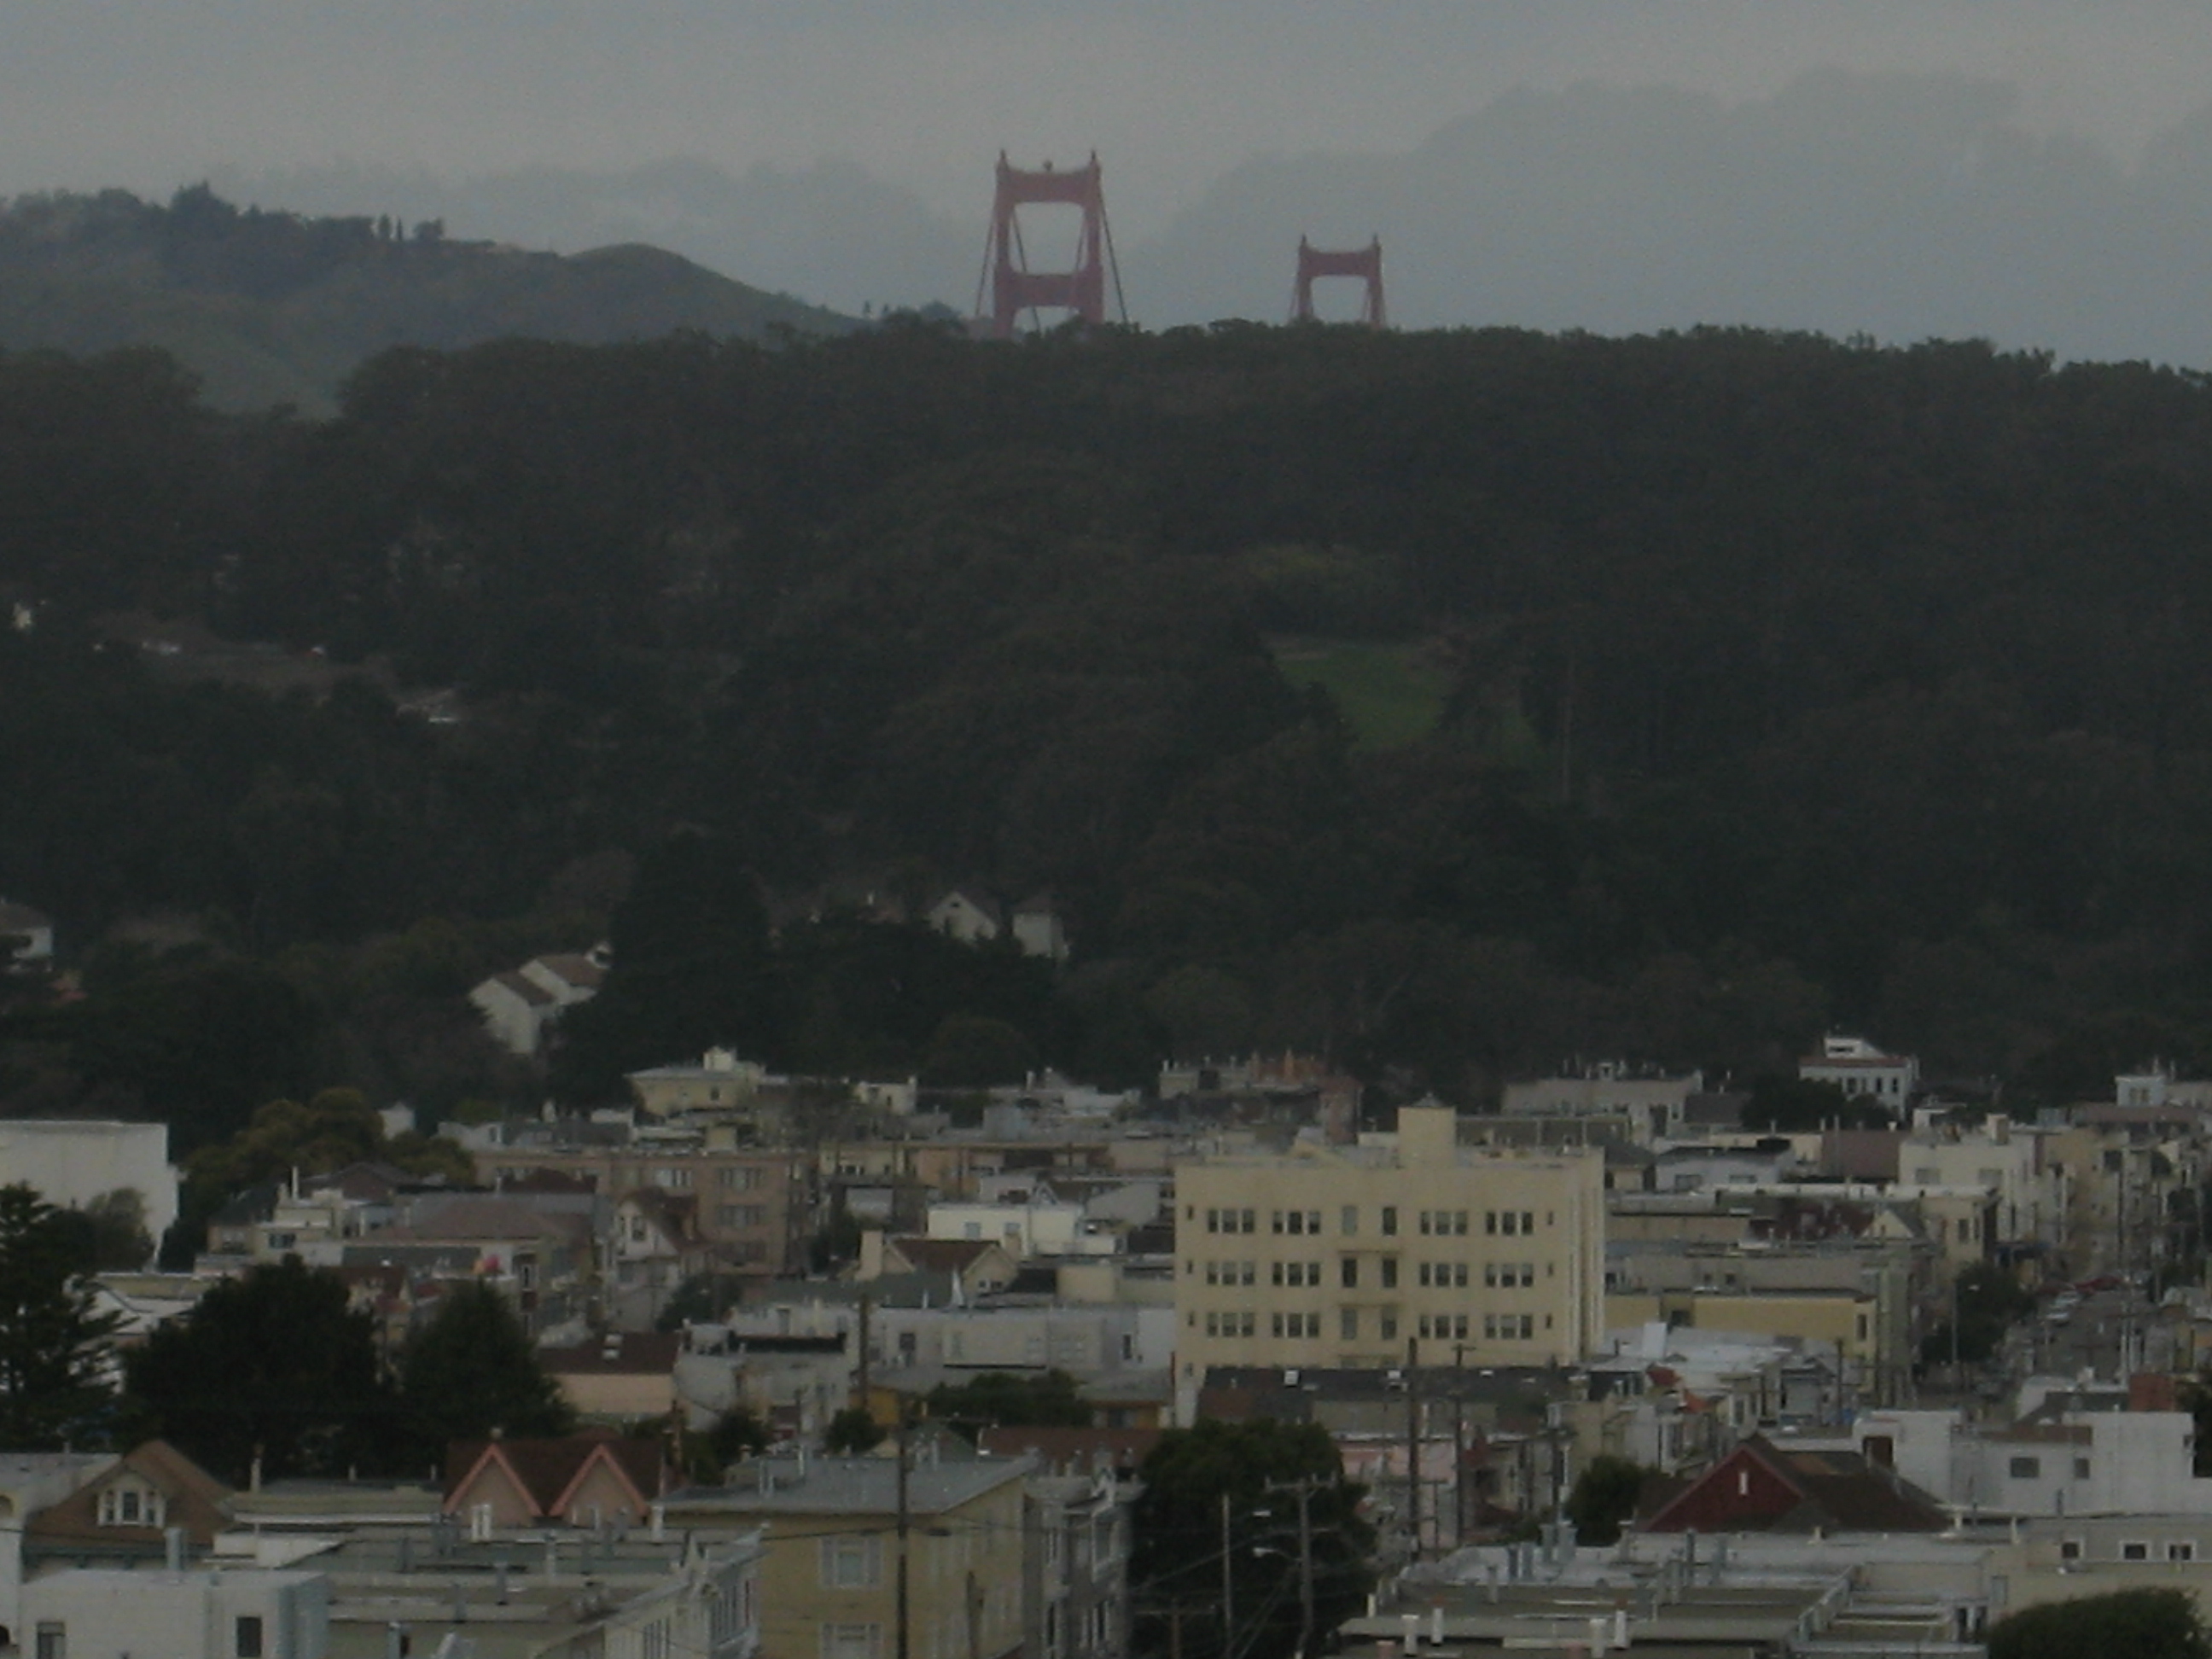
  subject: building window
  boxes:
[1340,1257,1359,1289]
[2058,1539,2082,1562]
[2122,1540,2151,1562]
[822,1624,882,1659]
[1341,1206,1359,1236]
[1379,1257,1398,1289]
[1379,1311,1398,1341]
[2074,1458,2091,1480]
[1340,1308,1359,1341]
[33,1623,63,1659]
[2171,1542,2197,1563]
[1380,1207,1398,1237]
[822,1536,882,1588]
[2008,1456,2040,1480]
[235,1615,265,1659]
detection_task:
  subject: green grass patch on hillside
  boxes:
[1272,637,1452,750]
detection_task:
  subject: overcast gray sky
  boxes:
[9,2,2212,236]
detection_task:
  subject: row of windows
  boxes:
[713,1204,770,1228]
[2007,1455,2093,1480]
[95,1486,165,1528]
[1190,1255,1545,1291]
[1196,1204,1558,1238]
[1193,1307,1551,1344]
[2060,1539,2193,1563]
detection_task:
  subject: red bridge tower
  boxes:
[974,153,1126,339]
[1291,236,1388,328]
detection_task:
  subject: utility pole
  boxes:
[1264,1476,1322,1659]
[858,1292,874,1405]
[1950,1271,1961,1388]
[1295,1479,1316,1659]
[1220,1492,1235,1659]
[895,1406,911,1659]
[1405,1335,1421,1563]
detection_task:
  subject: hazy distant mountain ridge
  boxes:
[1138,71,2194,358]
[218,70,2212,365]
[0,185,857,410]
[211,156,980,323]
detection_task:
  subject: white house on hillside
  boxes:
[469,947,607,1058]
[1801,1035,1919,1110]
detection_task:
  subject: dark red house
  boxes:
[1638,1435,1948,1534]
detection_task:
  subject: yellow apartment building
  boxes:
[1173,1105,1605,1402]
[663,1453,1033,1659]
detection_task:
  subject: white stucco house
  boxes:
[469,947,607,1058]
[0,1120,178,1250]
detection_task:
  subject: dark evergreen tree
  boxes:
[398,1280,573,1459]
[924,1370,1089,1437]
[824,1406,885,1454]
[1563,1453,1648,1545]
[1989,1588,2210,1659]
[550,830,775,1103]
[0,1185,123,1447]
[123,1257,392,1481]
[1132,1420,1373,1659]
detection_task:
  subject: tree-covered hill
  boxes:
[0,186,853,411]
[8,319,2212,1129]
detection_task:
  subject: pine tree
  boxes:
[0,1184,122,1447]
[122,1256,392,1481]
[399,1281,573,1460]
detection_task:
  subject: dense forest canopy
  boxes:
[6,318,2212,1136]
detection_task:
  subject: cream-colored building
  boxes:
[665,1455,1032,1659]
[1172,1106,1604,1413]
